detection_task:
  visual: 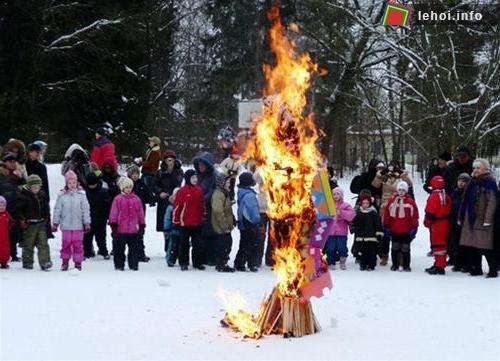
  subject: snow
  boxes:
[1,165,499,360]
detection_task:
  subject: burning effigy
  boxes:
[220,7,333,339]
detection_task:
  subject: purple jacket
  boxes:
[327,200,356,236]
[109,193,145,234]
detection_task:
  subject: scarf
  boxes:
[433,189,448,206]
[389,195,414,219]
[461,173,498,228]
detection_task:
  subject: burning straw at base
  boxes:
[220,7,332,339]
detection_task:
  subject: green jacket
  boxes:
[211,187,234,234]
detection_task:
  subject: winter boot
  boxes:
[426,266,445,275]
[139,256,150,263]
[379,254,389,266]
[41,261,53,271]
[402,252,411,271]
[1,263,9,269]
[339,257,347,270]
[180,265,188,271]
[75,262,82,271]
[61,260,69,271]
[11,256,20,262]
[23,263,33,270]
[249,266,258,272]
[486,270,498,278]
[390,251,399,270]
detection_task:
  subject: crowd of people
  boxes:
[0,130,499,278]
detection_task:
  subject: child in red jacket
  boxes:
[424,176,452,275]
[0,196,14,268]
[384,181,419,271]
[173,169,205,271]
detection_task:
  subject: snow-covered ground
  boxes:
[1,165,499,361]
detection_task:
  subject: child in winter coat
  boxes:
[450,173,471,272]
[0,196,14,269]
[211,171,235,272]
[52,171,91,271]
[16,175,52,270]
[424,176,452,275]
[383,181,419,271]
[109,177,145,271]
[127,164,156,262]
[325,188,356,270]
[173,169,205,271]
[219,148,241,201]
[234,172,261,272]
[164,188,180,267]
[353,195,384,270]
[84,173,112,259]
[350,188,373,262]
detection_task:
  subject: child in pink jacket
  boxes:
[325,188,356,270]
[109,177,145,271]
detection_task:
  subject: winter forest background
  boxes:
[1,0,499,170]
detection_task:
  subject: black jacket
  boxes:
[350,159,382,198]
[101,172,120,199]
[423,166,453,195]
[133,178,156,209]
[0,165,25,213]
[15,187,50,222]
[154,167,183,232]
[26,158,50,200]
[448,159,473,187]
[86,182,112,225]
[353,207,383,241]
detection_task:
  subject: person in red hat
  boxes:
[424,176,452,275]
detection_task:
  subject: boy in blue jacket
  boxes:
[234,172,261,272]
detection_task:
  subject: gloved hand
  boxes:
[51,223,59,233]
[84,224,91,233]
[409,228,417,239]
[110,223,118,236]
[139,224,146,235]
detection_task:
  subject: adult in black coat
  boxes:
[100,162,120,199]
[448,145,474,187]
[423,151,453,194]
[84,173,112,259]
[25,143,49,199]
[153,151,183,232]
[350,159,384,204]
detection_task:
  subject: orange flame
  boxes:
[218,289,261,339]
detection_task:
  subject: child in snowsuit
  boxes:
[350,189,373,262]
[219,148,240,201]
[383,181,419,271]
[84,173,112,259]
[211,171,235,272]
[0,195,14,268]
[424,176,452,275]
[164,188,180,267]
[173,169,205,271]
[234,172,261,272]
[52,170,91,271]
[16,175,52,270]
[353,195,384,270]
[450,173,471,272]
[127,164,156,262]
[325,188,356,270]
[109,177,145,271]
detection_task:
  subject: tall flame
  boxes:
[247,7,323,297]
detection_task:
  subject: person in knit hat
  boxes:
[83,172,112,259]
[52,171,91,271]
[423,151,453,195]
[234,172,261,272]
[352,194,384,271]
[383,180,419,271]
[126,164,155,262]
[15,174,52,270]
[109,177,145,271]
[424,176,452,275]
[325,188,356,270]
[0,195,15,268]
[173,169,205,271]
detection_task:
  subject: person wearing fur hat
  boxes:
[153,150,183,232]
[90,127,118,171]
[211,171,235,272]
[134,136,162,189]
[325,188,356,270]
[163,188,180,266]
[1,139,28,180]
[15,175,52,270]
[127,164,155,262]
[372,159,414,266]
[61,143,93,188]
[0,196,15,268]
[173,169,205,271]
[84,173,112,259]
[423,151,453,195]
[383,180,419,271]
[449,173,471,272]
[109,177,145,271]
[234,172,261,272]
[458,158,498,277]
[352,195,384,270]
[52,171,91,271]
[0,152,25,261]
[424,176,452,275]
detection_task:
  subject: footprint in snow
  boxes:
[157,279,170,287]
[330,317,338,328]
[357,311,366,318]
